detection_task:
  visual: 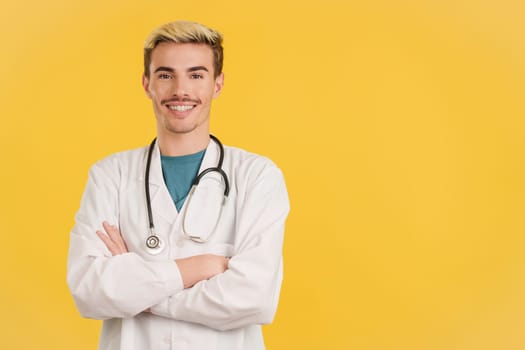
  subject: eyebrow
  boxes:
[153,66,209,74]
[153,66,175,74]
[188,66,209,73]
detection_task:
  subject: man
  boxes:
[67,21,290,350]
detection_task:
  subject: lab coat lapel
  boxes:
[144,143,178,225]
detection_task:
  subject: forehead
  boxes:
[149,42,214,71]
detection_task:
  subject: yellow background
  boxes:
[1,0,525,349]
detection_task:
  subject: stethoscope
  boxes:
[144,135,230,254]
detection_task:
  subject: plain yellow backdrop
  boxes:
[1,0,525,349]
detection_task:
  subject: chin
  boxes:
[165,124,198,135]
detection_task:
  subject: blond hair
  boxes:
[143,21,224,78]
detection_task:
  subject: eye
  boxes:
[190,73,204,79]
[158,73,172,80]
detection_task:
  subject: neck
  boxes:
[157,130,210,156]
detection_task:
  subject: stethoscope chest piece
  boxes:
[145,234,164,255]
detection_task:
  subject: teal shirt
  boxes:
[160,149,206,211]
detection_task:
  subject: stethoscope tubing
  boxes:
[144,135,229,250]
[145,137,156,235]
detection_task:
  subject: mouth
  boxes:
[162,97,200,116]
[167,105,196,112]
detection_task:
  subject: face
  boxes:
[142,42,224,137]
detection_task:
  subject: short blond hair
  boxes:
[143,20,224,78]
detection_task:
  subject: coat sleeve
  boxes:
[67,158,184,320]
[149,162,290,331]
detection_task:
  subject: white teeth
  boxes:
[169,105,194,111]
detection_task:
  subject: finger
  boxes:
[111,224,129,251]
[120,229,129,251]
[101,221,121,251]
[102,221,128,252]
[96,230,120,255]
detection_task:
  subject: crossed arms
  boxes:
[67,156,289,331]
[96,221,229,289]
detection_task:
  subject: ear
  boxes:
[142,74,152,99]
[213,72,224,99]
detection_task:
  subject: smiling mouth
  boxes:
[168,105,195,112]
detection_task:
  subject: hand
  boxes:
[96,221,129,255]
[176,254,229,288]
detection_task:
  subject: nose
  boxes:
[171,76,190,97]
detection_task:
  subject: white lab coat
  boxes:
[67,139,290,350]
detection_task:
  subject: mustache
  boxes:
[161,97,201,105]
